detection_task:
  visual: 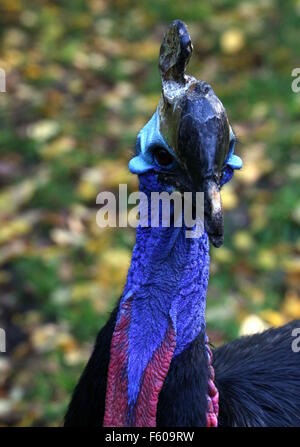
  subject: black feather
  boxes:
[65,309,300,427]
[214,320,300,427]
[157,328,208,427]
[64,307,118,427]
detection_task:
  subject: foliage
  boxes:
[0,0,299,426]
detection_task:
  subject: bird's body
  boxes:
[65,309,300,427]
[65,20,300,427]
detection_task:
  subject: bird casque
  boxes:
[65,20,300,427]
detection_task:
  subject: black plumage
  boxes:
[65,307,300,427]
[214,320,300,427]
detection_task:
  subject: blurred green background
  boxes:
[0,0,299,426]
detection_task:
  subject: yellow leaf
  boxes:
[233,231,253,251]
[282,290,300,319]
[221,183,238,210]
[239,314,269,336]
[71,282,99,302]
[245,285,265,305]
[0,213,39,245]
[41,137,75,159]
[98,248,131,293]
[77,181,99,201]
[213,246,233,263]
[260,310,286,327]
[249,203,268,232]
[56,333,78,353]
[235,143,273,185]
[64,350,86,366]
[27,120,60,142]
[257,249,277,270]
[31,324,58,352]
[221,29,245,54]
[127,40,158,61]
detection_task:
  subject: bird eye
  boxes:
[153,146,174,167]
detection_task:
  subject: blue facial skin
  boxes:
[128,110,178,175]
[119,111,242,409]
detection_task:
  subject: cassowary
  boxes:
[65,20,300,427]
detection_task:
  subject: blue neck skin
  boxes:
[118,171,210,408]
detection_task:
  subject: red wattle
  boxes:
[205,338,219,427]
[103,296,176,427]
[103,297,132,427]
[104,300,218,427]
[134,323,176,426]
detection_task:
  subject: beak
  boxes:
[175,94,230,247]
[203,179,223,247]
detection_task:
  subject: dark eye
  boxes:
[153,146,174,167]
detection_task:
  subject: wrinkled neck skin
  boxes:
[123,172,209,357]
[104,171,210,426]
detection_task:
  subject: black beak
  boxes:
[203,179,224,247]
[177,93,230,247]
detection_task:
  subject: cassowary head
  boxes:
[129,20,242,247]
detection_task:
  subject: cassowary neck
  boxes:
[104,173,210,426]
[125,178,209,354]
